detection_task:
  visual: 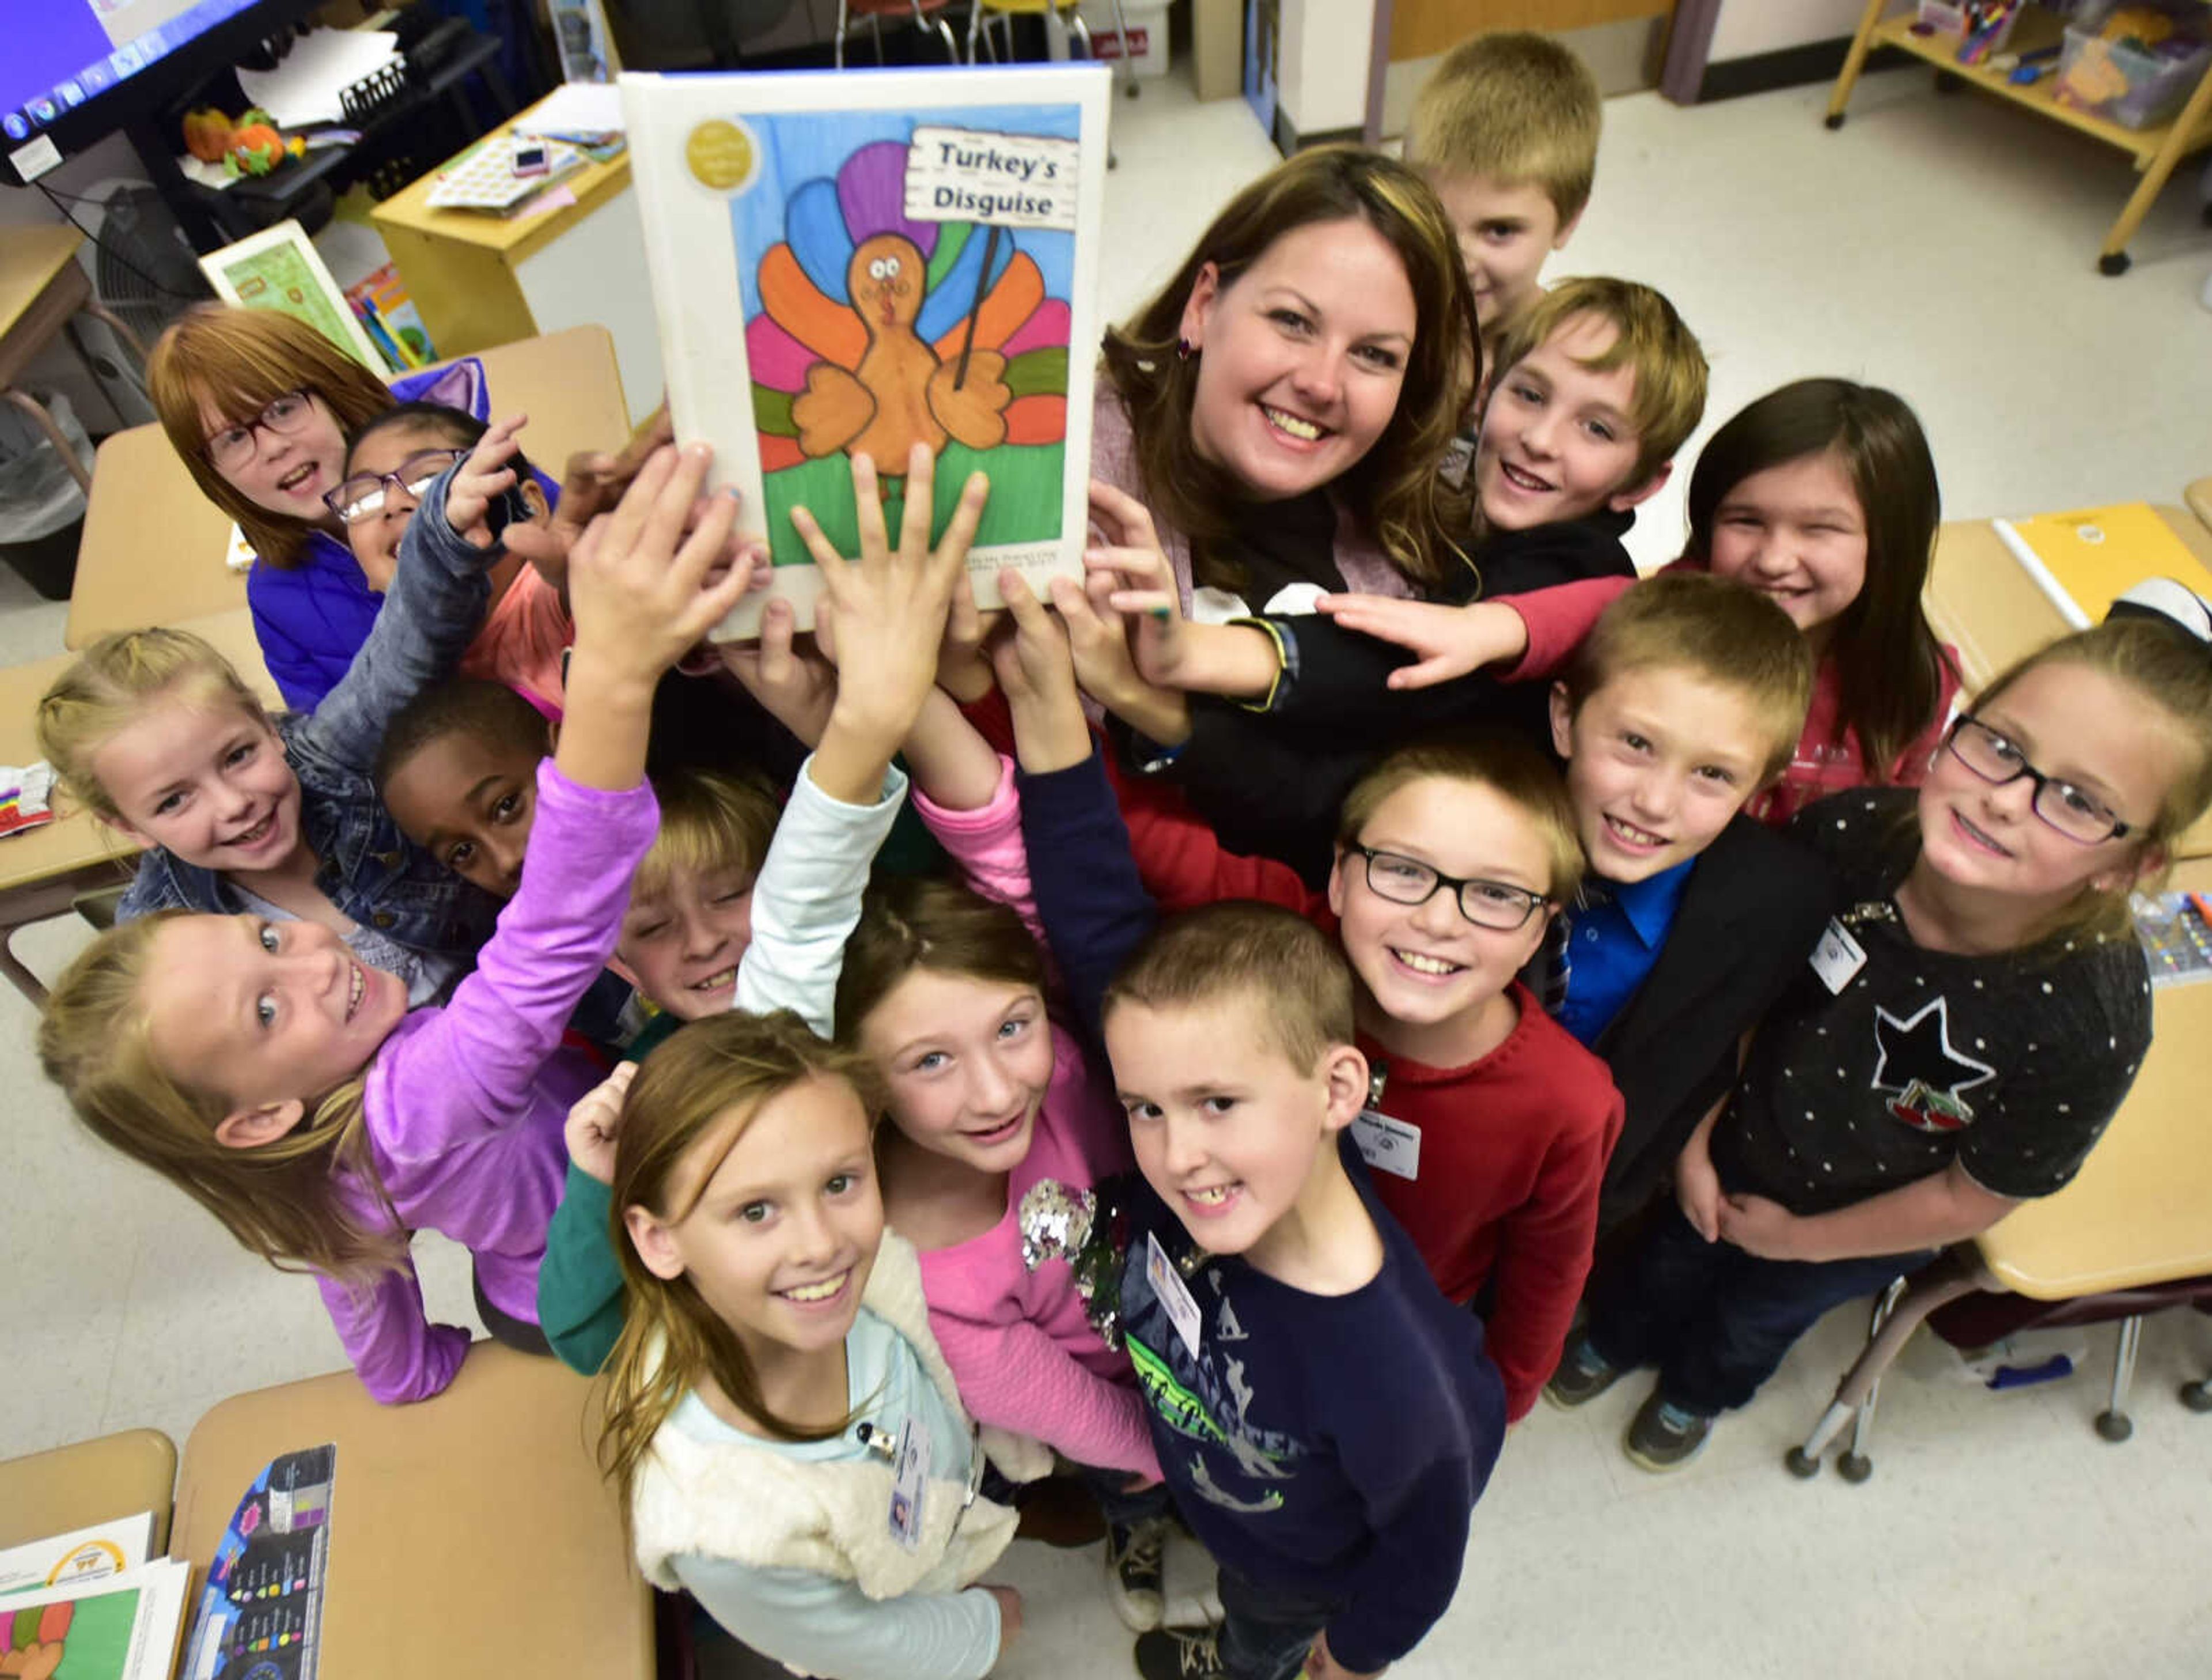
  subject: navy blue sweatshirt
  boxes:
[1019,752,1506,1673]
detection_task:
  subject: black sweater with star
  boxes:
[1710,790,2154,1216]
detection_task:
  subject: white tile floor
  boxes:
[7,59,2212,1678]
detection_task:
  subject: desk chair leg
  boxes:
[1101,0,1139,96]
[836,0,850,67]
[2183,1371,2212,1412]
[79,301,150,370]
[914,0,961,61]
[965,3,986,63]
[1786,1250,1991,1482]
[1837,1276,1910,1482]
[2096,1315,2143,1441]
[0,921,50,1006]
[1,389,92,496]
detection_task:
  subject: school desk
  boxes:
[171,1344,652,1680]
[372,93,661,428]
[0,1429,177,1555]
[1921,502,2212,860]
[65,323,632,649]
[0,225,147,498]
[1787,856,2212,1480]
[0,608,272,1005]
[2186,475,2212,533]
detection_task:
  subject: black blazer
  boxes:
[1592,815,1835,1234]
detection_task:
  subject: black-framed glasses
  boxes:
[323,449,465,524]
[1945,715,2134,846]
[202,389,317,471]
[1343,843,1550,931]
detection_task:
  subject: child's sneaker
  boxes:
[1133,1627,1228,1680]
[1105,1519,1168,1631]
[1624,1392,1714,1472]
[1543,1331,1625,1410]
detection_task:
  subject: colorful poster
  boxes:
[184,1444,335,1680]
[622,65,1111,637]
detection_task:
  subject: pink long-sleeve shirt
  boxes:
[319,761,656,1402]
[907,759,1160,1479]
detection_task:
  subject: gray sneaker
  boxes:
[1105,1519,1168,1631]
[1624,1391,1715,1473]
[1543,1330,1626,1410]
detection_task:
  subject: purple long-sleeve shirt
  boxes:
[317,761,657,1402]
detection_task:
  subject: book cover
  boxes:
[621,65,1112,637]
[0,1559,190,1680]
[1992,503,2212,630]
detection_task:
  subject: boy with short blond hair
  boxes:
[1406,30,1603,349]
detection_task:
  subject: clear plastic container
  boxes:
[2057,5,2212,130]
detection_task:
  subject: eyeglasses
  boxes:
[1343,843,1550,931]
[202,390,317,471]
[323,450,465,524]
[1944,715,2134,846]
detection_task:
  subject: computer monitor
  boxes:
[2,0,327,187]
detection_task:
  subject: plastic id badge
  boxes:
[1810,919,1867,994]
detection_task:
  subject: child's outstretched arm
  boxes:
[539,1062,638,1375]
[300,416,529,774]
[376,449,757,1148]
[729,446,987,1036]
[317,1251,471,1404]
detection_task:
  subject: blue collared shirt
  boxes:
[1556,858,1696,1048]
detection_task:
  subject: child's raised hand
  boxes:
[444,413,528,551]
[719,596,840,749]
[1050,572,1191,746]
[990,570,1092,774]
[1314,595,1530,690]
[565,1061,639,1186]
[569,445,761,690]
[934,574,1003,704]
[793,444,987,746]
[503,400,674,581]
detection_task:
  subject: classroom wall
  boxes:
[1707,0,1868,60]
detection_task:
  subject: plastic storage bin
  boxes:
[2057,3,2212,130]
[1916,1,2024,59]
[0,392,93,602]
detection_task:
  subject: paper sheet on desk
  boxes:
[518,81,627,139]
[238,29,401,128]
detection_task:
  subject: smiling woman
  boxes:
[1095,146,1480,619]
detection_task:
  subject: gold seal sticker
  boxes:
[685,120,754,192]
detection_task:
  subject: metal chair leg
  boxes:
[835,0,850,67]
[2096,1315,2142,1441]
[965,2,986,62]
[870,12,886,63]
[915,0,961,62]
[1066,6,1094,60]
[1100,0,1139,94]
[1839,1276,1909,1482]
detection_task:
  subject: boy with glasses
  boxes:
[1114,727,1623,1422]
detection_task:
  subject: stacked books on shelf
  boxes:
[0,1512,190,1680]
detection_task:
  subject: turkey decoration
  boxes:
[745,139,1071,480]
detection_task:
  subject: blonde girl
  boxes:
[37,445,758,1403]
[597,1010,1025,1680]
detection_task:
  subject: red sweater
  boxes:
[1116,771,1625,1420]
[1498,563,1961,827]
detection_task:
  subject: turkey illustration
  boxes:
[746,138,1071,480]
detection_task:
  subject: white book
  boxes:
[1,1558,191,1680]
[620,65,1112,637]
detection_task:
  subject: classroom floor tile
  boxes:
[5,55,2211,1679]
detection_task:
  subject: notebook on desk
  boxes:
[1992,502,2212,629]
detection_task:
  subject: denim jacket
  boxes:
[119,464,502,959]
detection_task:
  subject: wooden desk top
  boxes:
[0,610,271,897]
[0,1429,177,1554]
[0,226,84,335]
[1924,504,2212,859]
[372,93,633,266]
[172,1345,652,1680]
[67,324,629,649]
[1977,855,2212,1299]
